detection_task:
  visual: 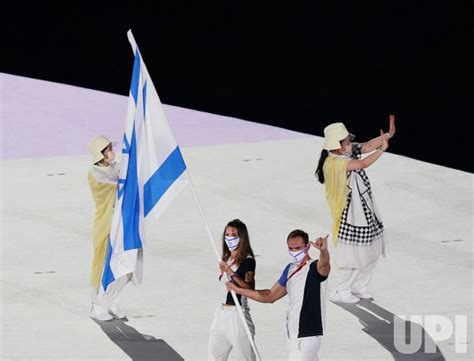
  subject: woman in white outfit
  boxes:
[208,219,257,360]
[315,115,396,303]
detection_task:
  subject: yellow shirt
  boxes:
[88,169,117,288]
[322,154,349,246]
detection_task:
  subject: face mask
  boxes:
[342,143,352,157]
[289,245,308,264]
[225,236,240,251]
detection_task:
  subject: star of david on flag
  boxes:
[100,30,189,293]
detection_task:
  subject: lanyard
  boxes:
[287,259,308,281]
[218,259,236,281]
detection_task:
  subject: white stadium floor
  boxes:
[1,73,472,360]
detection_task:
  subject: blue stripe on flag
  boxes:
[130,50,141,105]
[122,134,131,154]
[142,81,147,119]
[144,146,187,217]
[101,238,116,290]
[118,178,126,200]
[121,126,143,250]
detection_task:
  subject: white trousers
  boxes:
[288,336,321,361]
[207,305,256,361]
[332,257,378,297]
[90,275,129,314]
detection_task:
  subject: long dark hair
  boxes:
[222,219,255,266]
[315,149,329,184]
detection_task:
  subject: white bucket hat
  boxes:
[88,135,112,164]
[322,123,355,150]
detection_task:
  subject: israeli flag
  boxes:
[101,30,188,293]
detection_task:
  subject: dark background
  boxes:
[3,2,472,172]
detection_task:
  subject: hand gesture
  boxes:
[388,114,396,138]
[226,281,238,292]
[380,129,389,151]
[309,234,329,252]
[219,261,233,276]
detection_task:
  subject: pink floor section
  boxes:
[1,73,310,160]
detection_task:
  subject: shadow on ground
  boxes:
[333,299,445,360]
[93,319,184,361]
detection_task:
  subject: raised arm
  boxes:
[309,234,330,277]
[226,281,287,304]
[347,129,388,171]
[361,114,396,153]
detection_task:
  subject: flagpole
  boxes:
[126,29,260,360]
[186,173,262,361]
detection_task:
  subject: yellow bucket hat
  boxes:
[88,135,112,164]
[322,123,355,150]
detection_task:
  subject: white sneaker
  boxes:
[352,288,372,299]
[330,290,360,304]
[109,304,127,319]
[89,306,113,321]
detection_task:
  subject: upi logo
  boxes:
[394,315,468,354]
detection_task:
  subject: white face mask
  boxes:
[289,246,308,264]
[225,236,240,251]
[342,143,352,157]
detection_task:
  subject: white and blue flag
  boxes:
[101,30,188,293]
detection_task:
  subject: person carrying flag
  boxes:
[87,135,129,321]
[208,219,257,360]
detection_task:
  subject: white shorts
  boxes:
[288,336,321,361]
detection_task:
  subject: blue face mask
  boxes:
[289,245,309,264]
[225,236,240,251]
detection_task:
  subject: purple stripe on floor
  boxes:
[0,74,310,160]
